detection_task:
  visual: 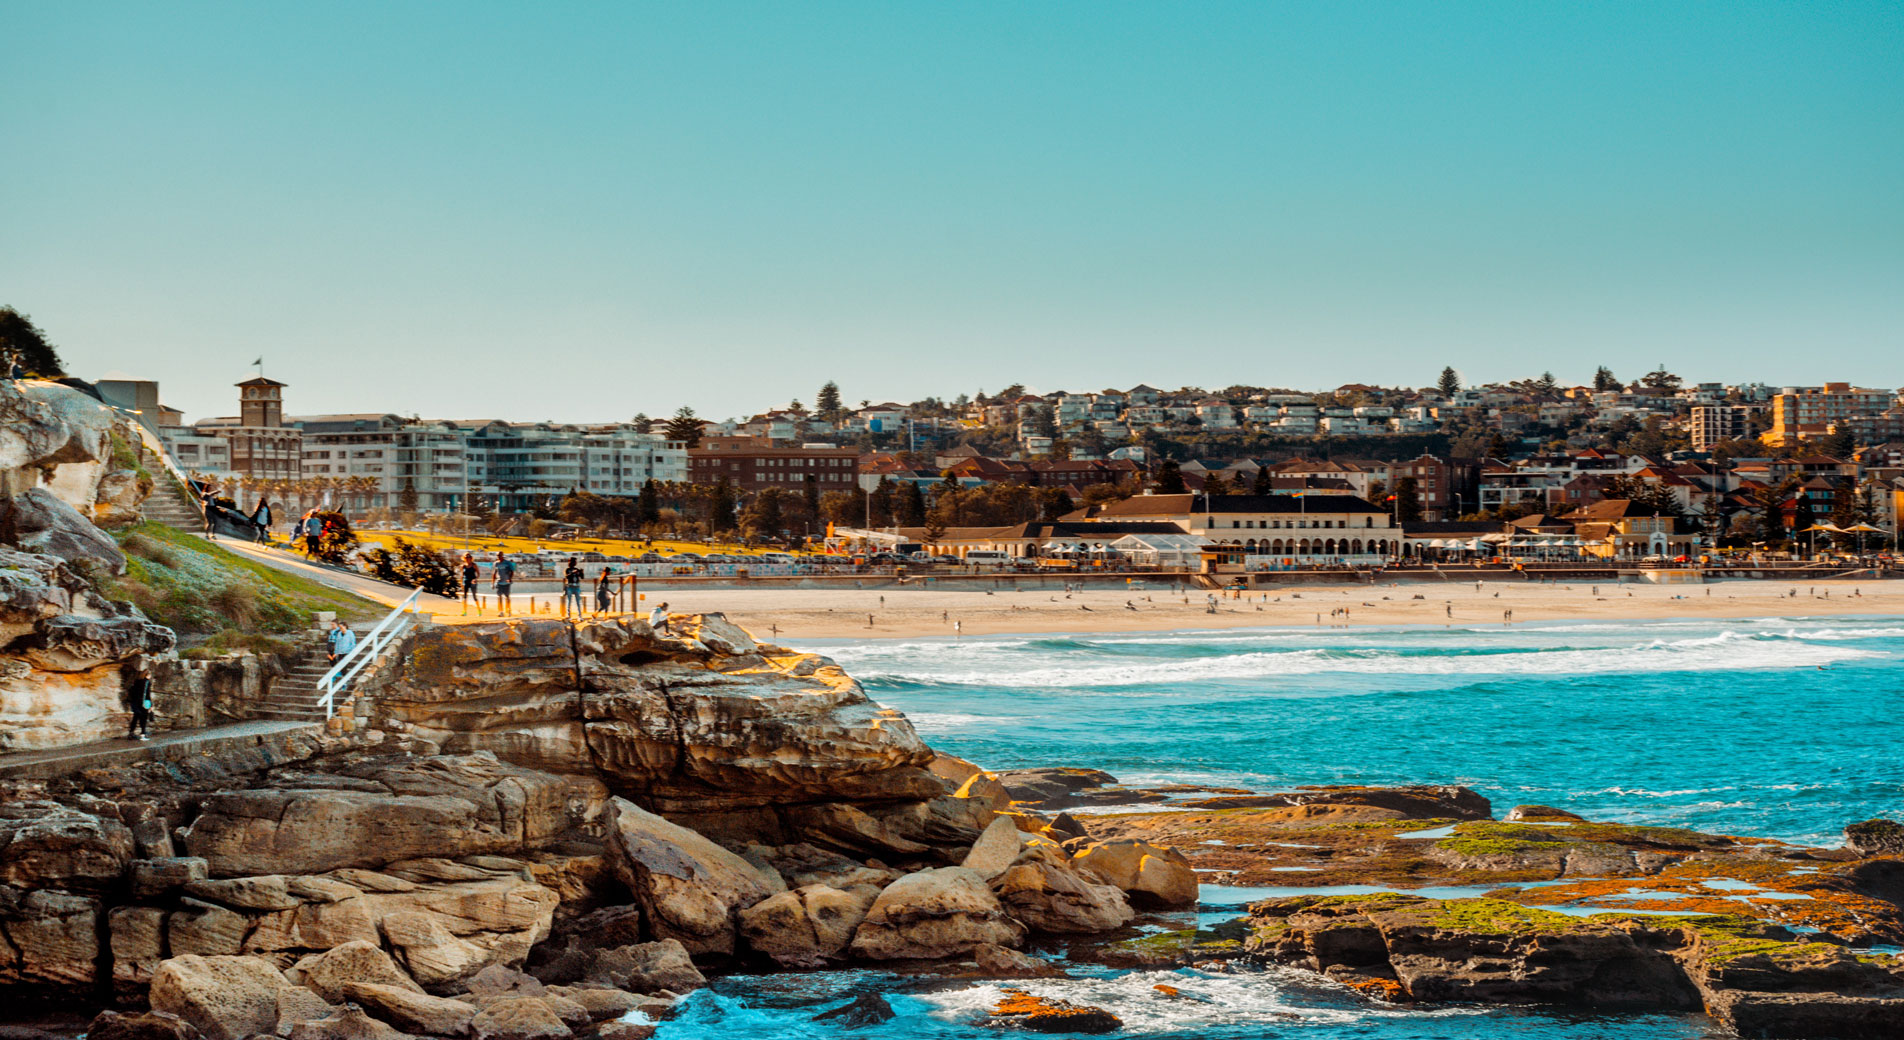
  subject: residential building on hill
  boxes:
[688,436,860,493]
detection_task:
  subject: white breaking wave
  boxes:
[837,630,1878,689]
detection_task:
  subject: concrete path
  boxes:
[0,719,321,780]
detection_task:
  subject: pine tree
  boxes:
[815,381,843,423]
[1437,367,1461,397]
[1534,371,1558,394]
[1252,466,1273,495]
[1154,460,1187,494]
[637,479,661,526]
[630,413,653,434]
[398,478,419,515]
[898,481,927,526]
[664,407,706,448]
[1203,473,1231,495]
[0,307,64,377]
[1593,366,1619,392]
[1393,476,1422,523]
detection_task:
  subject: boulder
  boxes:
[0,487,127,574]
[286,1006,415,1040]
[810,993,895,1027]
[342,982,479,1037]
[602,798,774,954]
[974,943,1065,978]
[85,1010,203,1040]
[955,773,1011,811]
[382,909,493,989]
[0,380,118,507]
[986,990,1121,1034]
[286,940,424,1003]
[131,858,210,900]
[92,469,148,527]
[737,884,876,967]
[991,842,1134,934]
[961,816,1025,880]
[593,939,704,994]
[1070,839,1198,908]
[1505,805,1587,823]
[468,996,572,1040]
[464,964,547,999]
[147,955,306,1040]
[1846,819,1904,858]
[542,986,640,1023]
[848,866,1028,961]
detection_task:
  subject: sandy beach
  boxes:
[548,576,1904,640]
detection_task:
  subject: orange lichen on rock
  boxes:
[1343,976,1408,1002]
[989,990,1123,1033]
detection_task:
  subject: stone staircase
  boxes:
[137,440,205,532]
[252,637,336,721]
[252,624,411,722]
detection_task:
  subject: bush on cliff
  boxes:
[98,521,380,655]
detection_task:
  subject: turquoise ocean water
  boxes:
[651,616,1904,1039]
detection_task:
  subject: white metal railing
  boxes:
[316,588,420,717]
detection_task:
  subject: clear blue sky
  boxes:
[4,2,1899,424]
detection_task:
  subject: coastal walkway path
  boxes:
[0,719,322,780]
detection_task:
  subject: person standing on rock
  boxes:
[493,551,516,617]
[648,601,671,634]
[123,657,153,740]
[561,557,584,618]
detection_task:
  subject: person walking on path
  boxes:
[302,511,324,557]
[648,601,670,634]
[492,552,516,617]
[460,553,481,615]
[123,657,153,740]
[250,498,272,544]
[595,568,614,614]
[561,557,584,618]
[325,618,356,665]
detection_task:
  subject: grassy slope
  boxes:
[357,529,815,559]
[100,522,382,656]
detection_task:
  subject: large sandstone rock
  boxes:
[0,547,173,751]
[1070,839,1198,909]
[467,996,571,1040]
[0,487,127,574]
[847,866,1027,961]
[286,1006,415,1040]
[991,841,1134,935]
[737,884,876,967]
[286,940,424,1003]
[376,619,939,814]
[85,1009,203,1040]
[92,469,149,527]
[0,380,118,507]
[602,798,774,954]
[148,955,325,1040]
[182,753,592,876]
[962,816,1025,880]
[343,982,479,1037]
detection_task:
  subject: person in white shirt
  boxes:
[648,602,670,634]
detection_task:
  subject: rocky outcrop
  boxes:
[0,546,175,750]
[372,618,946,820]
[985,990,1121,1034]
[0,379,124,508]
[180,752,600,877]
[1846,819,1904,858]
[989,839,1134,934]
[148,955,331,1040]
[736,884,876,967]
[0,487,128,575]
[1246,894,1904,1038]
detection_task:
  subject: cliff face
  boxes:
[0,379,169,749]
[370,615,953,848]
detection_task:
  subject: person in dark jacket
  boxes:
[561,557,584,618]
[124,657,153,740]
[595,567,615,614]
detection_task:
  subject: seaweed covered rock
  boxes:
[985,990,1121,1034]
[1845,819,1904,858]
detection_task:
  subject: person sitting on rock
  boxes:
[648,601,671,634]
